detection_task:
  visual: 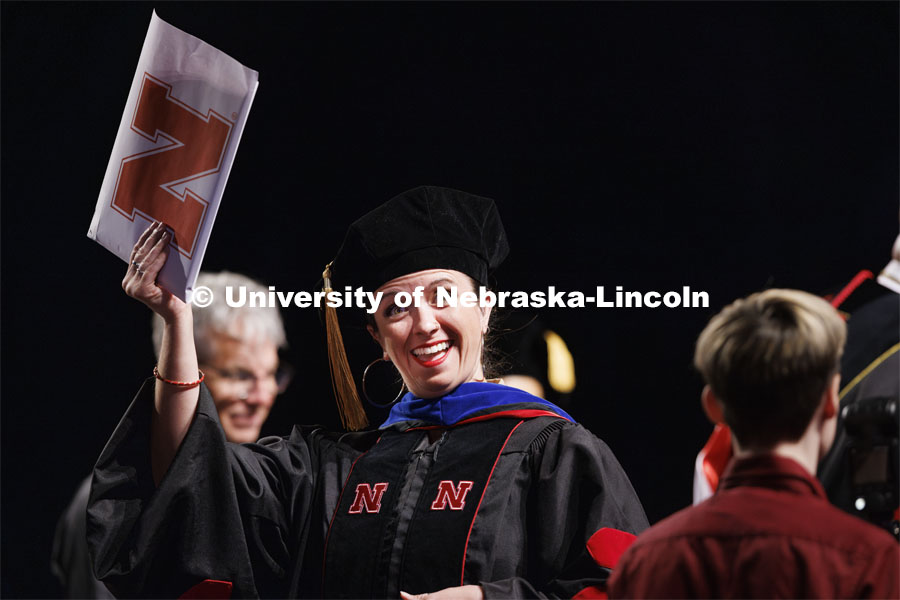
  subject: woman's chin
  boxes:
[223,420,262,444]
[408,374,459,399]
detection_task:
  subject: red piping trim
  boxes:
[321,435,382,591]
[406,410,568,432]
[455,410,569,426]
[459,419,526,586]
[830,269,874,309]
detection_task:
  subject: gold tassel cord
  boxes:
[323,263,369,431]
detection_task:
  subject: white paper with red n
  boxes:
[88,11,258,301]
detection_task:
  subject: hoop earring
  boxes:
[362,357,407,408]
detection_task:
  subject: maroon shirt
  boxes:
[609,454,899,599]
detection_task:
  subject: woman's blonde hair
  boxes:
[694,288,846,450]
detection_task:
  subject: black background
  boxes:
[2,2,897,597]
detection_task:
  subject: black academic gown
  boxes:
[818,283,899,529]
[52,475,116,599]
[87,380,648,599]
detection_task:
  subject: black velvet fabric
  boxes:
[330,186,510,291]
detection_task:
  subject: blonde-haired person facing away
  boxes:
[610,289,899,599]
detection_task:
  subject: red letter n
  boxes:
[430,480,474,511]
[348,483,389,514]
[112,73,232,258]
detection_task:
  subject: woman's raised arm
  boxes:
[122,221,199,485]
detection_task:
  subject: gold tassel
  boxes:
[323,262,369,430]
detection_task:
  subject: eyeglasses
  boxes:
[202,363,294,396]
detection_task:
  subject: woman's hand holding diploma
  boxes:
[123,221,199,486]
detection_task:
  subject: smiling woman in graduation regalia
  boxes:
[87,186,648,599]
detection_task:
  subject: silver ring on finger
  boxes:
[132,260,142,270]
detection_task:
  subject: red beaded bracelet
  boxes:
[153,365,205,388]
